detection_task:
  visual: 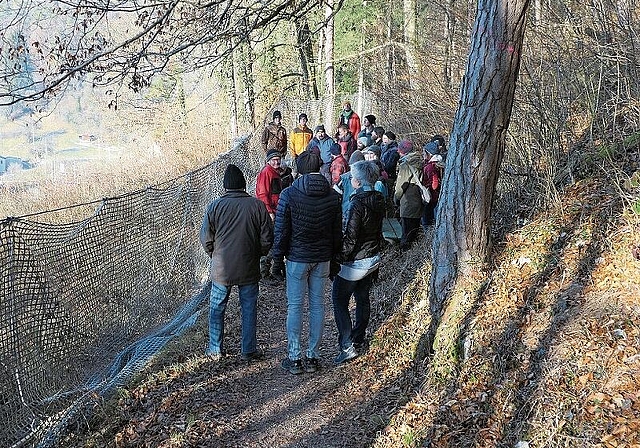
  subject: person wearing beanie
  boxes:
[255,151,286,282]
[272,148,342,375]
[421,140,445,233]
[305,124,335,164]
[349,149,365,165]
[328,142,349,186]
[336,101,361,141]
[200,164,274,362]
[356,136,369,151]
[331,160,385,364]
[362,144,389,183]
[261,110,287,156]
[394,140,425,251]
[371,126,385,147]
[289,113,313,163]
[358,114,376,146]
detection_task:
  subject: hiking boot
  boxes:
[281,357,304,375]
[333,345,358,365]
[241,348,264,362]
[305,357,319,373]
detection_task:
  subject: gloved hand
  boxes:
[271,257,286,280]
[329,260,341,281]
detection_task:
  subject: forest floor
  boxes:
[60,173,640,448]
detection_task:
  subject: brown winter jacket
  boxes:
[199,190,273,286]
[261,123,287,154]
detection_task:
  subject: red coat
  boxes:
[256,164,282,214]
[330,155,349,185]
[338,111,361,139]
[422,160,441,203]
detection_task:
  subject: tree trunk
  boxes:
[227,40,239,138]
[430,0,532,315]
[403,0,418,88]
[240,34,256,129]
[443,0,456,91]
[324,0,336,129]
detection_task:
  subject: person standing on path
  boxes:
[261,110,288,156]
[272,150,342,375]
[199,164,274,361]
[331,160,385,364]
[337,101,361,139]
[289,113,313,170]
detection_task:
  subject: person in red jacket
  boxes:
[256,150,285,281]
[421,141,444,234]
[337,101,361,139]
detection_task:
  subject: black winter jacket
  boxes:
[341,189,385,263]
[380,141,400,179]
[272,173,342,263]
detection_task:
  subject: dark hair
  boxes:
[384,130,396,141]
[430,134,446,147]
[364,114,376,125]
[298,113,308,121]
[372,126,385,138]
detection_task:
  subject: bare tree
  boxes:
[430,0,532,315]
[0,0,343,107]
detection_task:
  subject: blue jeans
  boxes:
[331,273,374,350]
[285,260,330,360]
[208,281,259,356]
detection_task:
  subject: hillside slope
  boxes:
[59,176,639,448]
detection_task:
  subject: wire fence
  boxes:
[0,92,414,447]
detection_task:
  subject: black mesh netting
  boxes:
[0,95,391,447]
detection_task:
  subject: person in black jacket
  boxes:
[199,164,274,361]
[331,160,385,364]
[272,150,342,375]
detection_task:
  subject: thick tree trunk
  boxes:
[430,0,531,315]
[324,0,335,129]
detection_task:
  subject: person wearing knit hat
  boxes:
[397,139,414,155]
[421,140,445,234]
[272,146,342,375]
[256,152,284,282]
[306,125,335,164]
[357,136,369,151]
[200,164,273,362]
[289,113,313,163]
[380,130,400,186]
[337,101,361,141]
[358,114,376,146]
[261,110,287,155]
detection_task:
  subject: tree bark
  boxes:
[324,0,336,129]
[430,0,531,315]
[403,0,418,88]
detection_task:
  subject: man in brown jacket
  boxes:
[199,164,274,361]
[261,110,287,156]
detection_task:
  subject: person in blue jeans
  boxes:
[199,164,274,361]
[331,160,385,364]
[272,150,342,374]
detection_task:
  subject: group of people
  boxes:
[199,105,447,375]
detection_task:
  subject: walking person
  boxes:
[199,164,274,361]
[331,160,385,364]
[272,150,342,375]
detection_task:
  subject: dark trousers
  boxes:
[331,274,374,350]
[400,217,421,249]
[422,202,437,228]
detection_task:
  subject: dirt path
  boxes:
[64,242,425,448]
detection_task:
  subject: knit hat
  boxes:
[266,149,281,162]
[384,131,396,141]
[223,164,246,190]
[349,150,365,164]
[357,137,368,147]
[363,145,381,159]
[423,141,440,156]
[315,124,326,133]
[296,150,322,174]
[398,139,414,155]
[273,110,282,120]
[364,114,376,125]
[330,143,342,156]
